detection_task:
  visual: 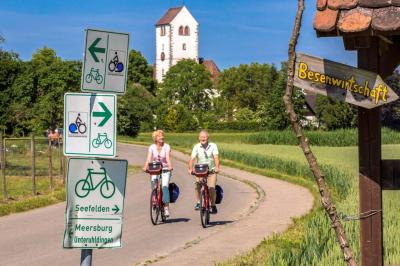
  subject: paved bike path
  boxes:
[0,144,255,266]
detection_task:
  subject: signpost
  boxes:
[63,93,116,157]
[294,53,399,109]
[63,158,127,248]
[81,29,129,94]
[64,28,129,265]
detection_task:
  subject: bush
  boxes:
[206,121,264,131]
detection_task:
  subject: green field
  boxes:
[122,130,400,265]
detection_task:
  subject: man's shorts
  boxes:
[195,173,217,190]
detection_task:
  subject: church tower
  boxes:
[155,6,199,82]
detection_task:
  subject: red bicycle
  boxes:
[147,162,167,225]
[193,164,211,228]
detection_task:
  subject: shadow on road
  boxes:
[208,220,234,227]
[165,218,191,223]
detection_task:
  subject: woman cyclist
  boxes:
[143,130,173,217]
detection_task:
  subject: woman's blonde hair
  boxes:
[152,130,165,143]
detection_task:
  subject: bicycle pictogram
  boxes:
[85,68,103,84]
[68,113,87,134]
[108,52,124,73]
[75,167,115,199]
[92,133,113,149]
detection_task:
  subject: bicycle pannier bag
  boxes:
[194,164,209,177]
[148,162,162,175]
[169,183,180,203]
[215,185,223,204]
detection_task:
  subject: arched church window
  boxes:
[184,26,190,36]
[179,26,184,35]
[182,43,186,50]
[161,52,165,61]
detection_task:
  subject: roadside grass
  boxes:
[122,131,400,265]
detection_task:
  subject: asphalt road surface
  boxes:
[0,143,259,266]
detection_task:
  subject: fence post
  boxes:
[31,135,36,195]
[48,139,54,192]
[58,137,63,177]
[0,133,8,201]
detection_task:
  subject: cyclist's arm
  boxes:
[213,155,220,173]
[143,149,152,172]
[166,146,173,171]
[188,157,196,175]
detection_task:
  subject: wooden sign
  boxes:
[294,53,399,109]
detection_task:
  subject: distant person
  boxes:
[143,130,173,217]
[188,130,220,214]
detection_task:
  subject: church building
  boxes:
[154,6,219,83]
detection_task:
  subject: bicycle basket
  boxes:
[169,182,180,203]
[148,162,162,175]
[215,185,224,204]
[194,164,209,177]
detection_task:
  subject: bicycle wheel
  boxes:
[100,180,115,199]
[85,73,93,83]
[75,179,90,198]
[108,61,116,72]
[92,138,100,148]
[200,190,209,228]
[104,139,112,149]
[150,189,160,225]
[78,123,87,134]
[95,74,103,84]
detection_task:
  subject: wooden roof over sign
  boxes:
[314,0,400,37]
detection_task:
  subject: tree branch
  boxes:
[282,1,357,265]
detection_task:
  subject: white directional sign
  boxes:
[82,29,129,94]
[63,158,128,248]
[64,93,116,157]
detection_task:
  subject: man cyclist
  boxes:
[188,130,220,214]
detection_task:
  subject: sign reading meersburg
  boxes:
[63,158,127,248]
[294,53,399,109]
[81,29,129,94]
[64,93,116,157]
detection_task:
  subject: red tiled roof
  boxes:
[201,60,220,82]
[156,7,183,26]
[314,0,400,36]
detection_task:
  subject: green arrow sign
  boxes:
[93,102,112,127]
[112,205,120,214]
[88,38,105,63]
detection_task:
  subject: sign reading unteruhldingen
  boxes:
[294,53,399,109]
[63,158,127,248]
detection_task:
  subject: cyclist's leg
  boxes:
[161,170,170,204]
[150,175,158,190]
[195,178,202,200]
[207,173,217,206]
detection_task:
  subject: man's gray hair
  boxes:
[199,129,209,136]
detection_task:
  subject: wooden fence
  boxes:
[0,133,65,201]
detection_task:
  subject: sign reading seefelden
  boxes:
[294,53,399,109]
[63,158,127,248]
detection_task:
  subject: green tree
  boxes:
[217,63,278,114]
[315,95,357,130]
[127,50,156,94]
[159,59,213,126]
[0,47,21,133]
[259,63,304,129]
[8,47,81,135]
[381,74,400,130]
[118,83,155,136]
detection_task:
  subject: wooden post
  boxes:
[58,137,63,177]
[0,133,7,201]
[357,38,383,266]
[31,135,36,196]
[48,139,54,192]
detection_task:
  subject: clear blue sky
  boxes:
[0,0,356,70]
